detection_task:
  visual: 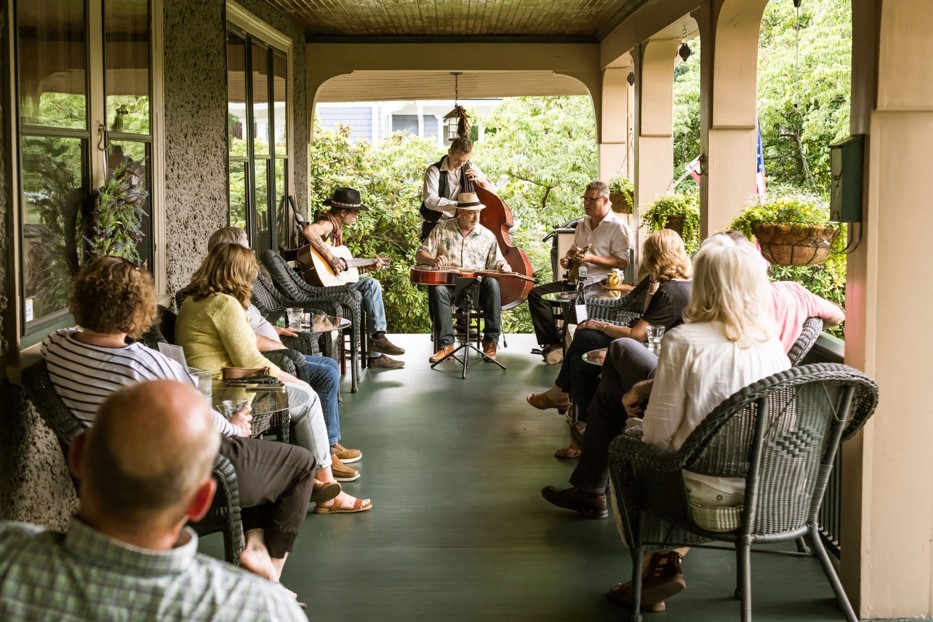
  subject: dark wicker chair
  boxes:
[261,249,365,392]
[21,359,246,566]
[608,363,879,622]
[587,275,651,325]
[788,317,824,366]
[251,274,330,360]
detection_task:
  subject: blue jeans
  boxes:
[429,277,501,348]
[302,355,341,446]
[352,277,387,357]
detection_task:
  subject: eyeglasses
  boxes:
[582,196,605,203]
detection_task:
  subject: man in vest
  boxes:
[420,136,497,242]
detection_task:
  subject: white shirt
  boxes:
[570,211,632,281]
[642,322,790,506]
[421,156,496,219]
[247,303,280,341]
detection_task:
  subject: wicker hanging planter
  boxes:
[609,191,634,214]
[663,214,685,237]
[751,222,839,266]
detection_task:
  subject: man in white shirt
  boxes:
[527,181,633,363]
[420,136,496,242]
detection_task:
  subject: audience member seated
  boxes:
[175,243,372,512]
[207,226,361,481]
[526,229,693,458]
[41,256,328,582]
[0,379,307,621]
[541,233,791,612]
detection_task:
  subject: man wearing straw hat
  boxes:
[416,192,511,363]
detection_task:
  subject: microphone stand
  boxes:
[431,276,506,379]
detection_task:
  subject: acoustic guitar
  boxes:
[297,244,389,287]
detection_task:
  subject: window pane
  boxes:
[105,141,152,269]
[21,136,86,322]
[251,42,270,156]
[229,161,247,229]
[17,0,88,129]
[274,158,288,247]
[254,159,269,232]
[104,0,150,134]
[272,51,287,156]
[227,31,247,156]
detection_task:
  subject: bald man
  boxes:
[0,381,307,621]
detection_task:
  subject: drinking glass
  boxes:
[645,325,665,355]
[286,307,303,329]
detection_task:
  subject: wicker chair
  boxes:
[261,249,365,392]
[788,317,824,366]
[587,275,651,325]
[251,274,329,360]
[607,363,879,622]
[20,359,246,566]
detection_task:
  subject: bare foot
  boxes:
[315,491,372,514]
[240,529,278,581]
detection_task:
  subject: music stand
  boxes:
[431,276,506,379]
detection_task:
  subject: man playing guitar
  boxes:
[416,192,511,363]
[301,187,405,369]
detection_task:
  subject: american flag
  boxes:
[755,120,767,200]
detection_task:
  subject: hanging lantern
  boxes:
[626,71,635,86]
[443,72,470,141]
[678,42,692,62]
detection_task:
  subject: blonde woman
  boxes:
[176,243,371,514]
[527,229,693,457]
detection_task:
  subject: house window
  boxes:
[226,21,289,257]
[15,0,154,335]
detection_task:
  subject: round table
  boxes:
[213,385,290,441]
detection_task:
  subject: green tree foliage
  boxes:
[673,42,701,176]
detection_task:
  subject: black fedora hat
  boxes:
[323,187,368,211]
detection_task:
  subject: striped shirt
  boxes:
[41,328,238,436]
[0,519,307,622]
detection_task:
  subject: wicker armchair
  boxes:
[587,275,651,325]
[251,274,329,360]
[608,363,879,622]
[20,360,246,565]
[261,249,365,392]
[788,317,824,366]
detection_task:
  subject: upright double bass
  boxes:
[463,164,535,309]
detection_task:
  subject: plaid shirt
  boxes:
[0,519,307,622]
[421,219,505,271]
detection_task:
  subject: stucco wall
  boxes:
[162,0,308,296]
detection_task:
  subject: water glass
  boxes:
[286,307,303,329]
[645,325,665,355]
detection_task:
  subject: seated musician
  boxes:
[300,187,405,370]
[420,136,496,242]
[416,192,511,363]
[527,181,633,364]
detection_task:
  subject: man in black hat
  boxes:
[301,187,405,369]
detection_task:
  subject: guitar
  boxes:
[410,265,536,286]
[297,244,389,287]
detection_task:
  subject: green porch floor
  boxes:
[199,333,850,621]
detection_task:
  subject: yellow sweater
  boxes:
[175,293,280,383]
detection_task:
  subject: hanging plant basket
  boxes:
[609,191,633,214]
[663,214,685,236]
[751,222,839,266]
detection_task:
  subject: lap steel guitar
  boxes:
[410,265,536,286]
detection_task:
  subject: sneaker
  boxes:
[482,340,497,361]
[333,442,362,464]
[331,453,360,482]
[368,354,404,369]
[429,345,455,363]
[369,335,405,355]
[542,344,564,364]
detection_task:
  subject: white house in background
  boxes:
[316,99,502,145]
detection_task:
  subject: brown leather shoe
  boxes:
[330,453,360,482]
[607,552,686,612]
[369,335,405,355]
[368,354,404,369]
[333,442,362,464]
[429,345,455,363]
[482,340,497,361]
[540,485,608,519]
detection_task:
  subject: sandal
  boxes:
[314,495,373,515]
[608,552,686,611]
[310,481,341,503]
[526,392,570,414]
[554,441,582,459]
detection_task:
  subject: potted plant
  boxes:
[642,193,700,253]
[608,177,634,214]
[728,195,839,266]
[86,157,149,263]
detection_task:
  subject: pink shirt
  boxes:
[770,281,841,351]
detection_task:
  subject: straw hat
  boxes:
[455,192,485,211]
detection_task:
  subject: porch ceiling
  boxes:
[259,0,648,41]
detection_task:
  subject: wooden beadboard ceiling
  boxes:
[260,0,647,41]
